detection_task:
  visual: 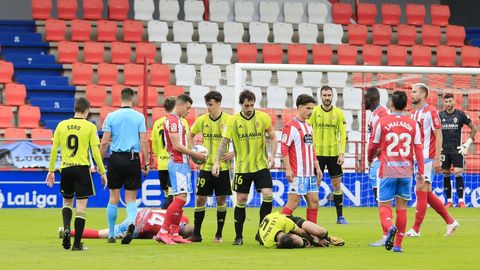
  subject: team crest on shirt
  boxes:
[303,134,313,144]
[255,122,260,129]
[454,117,458,123]
[170,123,178,132]
[282,133,288,143]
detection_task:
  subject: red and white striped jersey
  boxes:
[372,113,422,178]
[368,105,389,142]
[411,104,441,159]
[164,113,189,163]
[135,208,189,239]
[281,117,316,177]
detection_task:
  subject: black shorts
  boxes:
[158,170,171,191]
[233,168,273,194]
[287,215,306,228]
[317,156,343,178]
[107,152,142,190]
[60,166,94,199]
[196,170,232,197]
[441,153,464,169]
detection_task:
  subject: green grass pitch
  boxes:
[0,207,478,270]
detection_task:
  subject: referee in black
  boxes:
[100,88,150,244]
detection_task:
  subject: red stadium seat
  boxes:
[426,74,448,89]
[436,45,457,67]
[465,111,479,127]
[31,128,53,146]
[18,105,40,128]
[376,73,398,89]
[381,3,401,25]
[387,45,407,66]
[287,44,308,64]
[83,41,104,63]
[100,106,117,124]
[71,20,92,41]
[258,109,277,129]
[461,46,480,67]
[312,44,332,64]
[97,63,119,85]
[136,86,158,107]
[0,61,14,83]
[97,20,117,42]
[467,92,480,111]
[124,63,144,85]
[422,25,441,46]
[135,42,156,64]
[123,20,144,42]
[465,157,480,173]
[185,108,197,126]
[430,4,450,27]
[372,24,392,46]
[451,75,472,89]
[150,64,170,86]
[85,84,107,107]
[163,85,184,98]
[411,45,432,66]
[362,44,382,66]
[31,0,52,19]
[399,73,424,89]
[347,24,368,45]
[57,0,78,19]
[332,2,352,25]
[4,128,27,144]
[108,0,130,20]
[352,73,373,87]
[0,106,14,128]
[83,0,104,20]
[337,44,357,65]
[45,19,66,41]
[72,62,93,85]
[111,42,132,64]
[406,3,426,26]
[446,25,466,47]
[262,44,283,64]
[152,107,166,121]
[397,24,416,46]
[110,84,125,106]
[426,89,439,107]
[237,44,258,63]
[357,2,377,25]
[280,108,297,127]
[57,41,79,63]
[4,83,26,106]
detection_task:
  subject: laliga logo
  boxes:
[2,190,57,208]
[0,189,5,208]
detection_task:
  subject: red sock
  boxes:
[412,190,428,233]
[281,206,293,216]
[379,206,393,231]
[70,229,99,238]
[427,192,454,224]
[378,207,388,236]
[394,209,407,247]
[306,208,318,224]
[160,197,186,233]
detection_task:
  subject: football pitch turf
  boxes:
[0,207,478,270]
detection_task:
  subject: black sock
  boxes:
[333,193,343,218]
[162,195,174,209]
[455,175,464,199]
[444,175,452,199]
[62,206,72,230]
[216,204,227,237]
[234,204,246,239]
[259,198,273,225]
[193,206,205,237]
[372,188,378,201]
[73,212,86,247]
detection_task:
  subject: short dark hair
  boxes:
[239,89,256,104]
[121,87,135,102]
[413,83,429,98]
[204,90,222,103]
[278,234,295,249]
[176,94,193,105]
[365,87,380,101]
[320,85,333,93]
[443,93,454,99]
[392,91,408,110]
[296,94,317,108]
[74,97,90,113]
[163,96,176,112]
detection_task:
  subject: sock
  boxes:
[126,202,138,225]
[73,212,86,247]
[379,206,393,231]
[106,203,118,238]
[71,228,99,238]
[281,206,293,215]
[306,208,318,224]
[394,209,407,247]
[260,195,273,224]
[62,206,73,230]
[378,208,388,236]
[160,197,185,234]
[412,190,427,233]
[427,192,454,224]
[333,192,344,218]
[443,174,452,200]
[455,175,464,200]
[193,206,206,237]
[234,202,246,239]
[373,187,378,201]
[162,195,174,209]
[216,204,227,237]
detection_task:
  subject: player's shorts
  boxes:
[60,165,94,199]
[287,176,318,195]
[196,170,232,197]
[158,170,171,191]
[378,177,412,202]
[317,156,343,178]
[368,160,380,189]
[233,168,273,194]
[107,152,142,190]
[168,160,192,195]
[441,153,464,170]
[423,159,436,183]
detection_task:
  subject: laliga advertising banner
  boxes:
[1,171,480,208]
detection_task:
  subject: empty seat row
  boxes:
[0,105,42,128]
[32,0,129,21]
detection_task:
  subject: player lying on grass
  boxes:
[257,212,345,248]
[58,208,193,242]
